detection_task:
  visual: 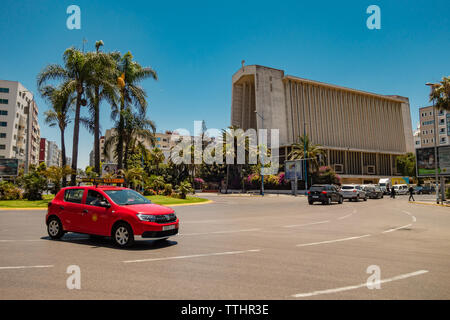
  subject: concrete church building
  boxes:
[231,65,414,184]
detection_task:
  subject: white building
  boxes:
[39,138,62,167]
[0,80,40,167]
[414,124,421,149]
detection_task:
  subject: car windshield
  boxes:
[341,186,354,190]
[310,186,325,191]
[104,189,151,205]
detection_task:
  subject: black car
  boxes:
[362,185,384,199]
[308,184,343,205]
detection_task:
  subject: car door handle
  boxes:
[59,206,64,210]
[83,209,88,214]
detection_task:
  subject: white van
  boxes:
[393,184,408,195]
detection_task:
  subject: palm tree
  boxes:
[429,76,450,111]
[103,109,156,169]
[114,52,157,170]
[88,41,120,174]
[39,84,74,187]
[289,134,326,178]
[37,47,100,185]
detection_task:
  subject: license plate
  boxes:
[162,225,176,231]
[313,196,319,198]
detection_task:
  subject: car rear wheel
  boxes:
[112,223,134,248]
[338,196,343,204]
[47,217,64,239]
[308,200,314,205]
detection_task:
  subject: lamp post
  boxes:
[255,110,265,196]
[426,82,440,204]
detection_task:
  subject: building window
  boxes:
[0,133,6,138]
[0,88,9,93]
[0,145,5,150]
[440,128,445,134]
[0,99,8,104]
[441,137,447,144]
[0,122,7,127]
[0,110,7,116]
[440,119,445,125]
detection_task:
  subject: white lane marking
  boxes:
[337,209,356,220]
[180,228,260,236]
[123,249,261,263]
[403,211,417,222]
[382,224,412,234]
[283,221,330,228]
[0,239,46,242]
[0,265,54,270]
[292,270,429,298]
[296,234,371,247]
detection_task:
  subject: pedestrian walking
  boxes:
[408,186,415,201]
[390,187,396,199]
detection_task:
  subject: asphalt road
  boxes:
[0,194,449,299]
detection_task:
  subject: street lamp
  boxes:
[425,82,440,204]
[255,110,265,196]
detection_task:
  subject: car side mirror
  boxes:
[99,201,111,208]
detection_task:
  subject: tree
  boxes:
[103,110,156,169]
[86,41,120,174]
[396,153,416,177]
[429,76,450,111]
[37,48,102,185]
[289,134,326,185]
[40,84,74,187]
[114,52,157,170]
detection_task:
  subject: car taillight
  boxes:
[353,190,357,192]
[307,191,311,195]
[321,191,327,194]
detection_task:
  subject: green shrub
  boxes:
[0,181,22,200]
[163,183,173,196]
[176,181,194,199]
[20,171,47,201]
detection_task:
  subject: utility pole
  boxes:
[255,110,265,196]
[426,82,440,204]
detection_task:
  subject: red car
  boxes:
[45,186,179,247]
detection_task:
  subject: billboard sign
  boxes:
[439,145,450,175]
[285,160,303,180]
[416,147,439,176]
[101,163,118,176]
[416,146,450,177]
[0,159,19,176]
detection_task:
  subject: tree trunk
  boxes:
[70,92,82,186]
[94,87,101,175]
[60,126,67,188]
[117,97,125,170]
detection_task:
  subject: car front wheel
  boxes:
[112,223,134,248]
[47,216,65,239]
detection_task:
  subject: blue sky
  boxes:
[1,0,449,168]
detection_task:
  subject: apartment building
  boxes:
[0,80,40,168]
[40,138,62,167]
[413,124,421,149]
[419,106,450,147]
[231,65,414,184]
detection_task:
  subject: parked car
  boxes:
[362,185,384,199]
[340,184,367,201]
[45,186,179,247]
[308,184,343,205]
[393,184,408,195]
[414,186,435,194]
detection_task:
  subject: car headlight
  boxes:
[137,214,158,222]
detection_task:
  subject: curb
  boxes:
[409,201,450,207]
[167,200,214,207]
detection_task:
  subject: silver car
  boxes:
[340,184,367,202]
